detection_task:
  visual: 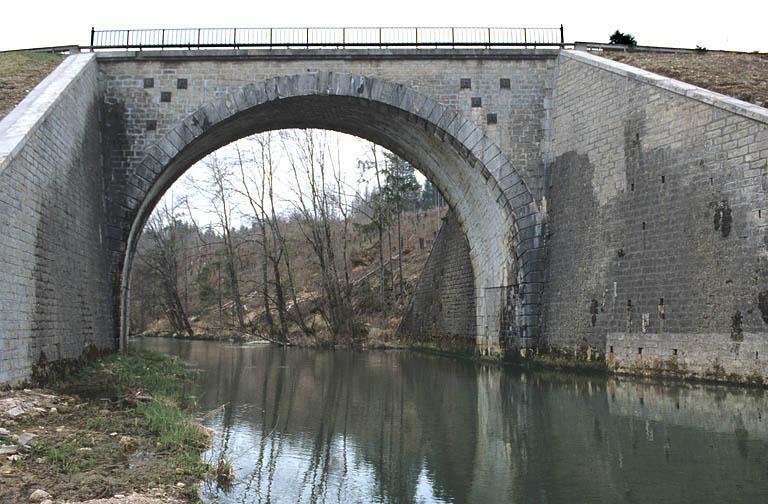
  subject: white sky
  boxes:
[1,0,766,51]
[3,0,764,227]
[173,131,413,228]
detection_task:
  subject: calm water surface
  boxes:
[135,338,768,503]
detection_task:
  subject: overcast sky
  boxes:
[1,0,766,52]
[4,0,764,227]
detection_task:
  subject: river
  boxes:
[135,337,768,503]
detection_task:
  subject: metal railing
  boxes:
[89,26,565,50]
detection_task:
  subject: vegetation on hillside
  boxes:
[0,51,63,120]
[130,131,447,347]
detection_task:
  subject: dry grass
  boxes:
[599,51,768,107]
[0,51,64,120]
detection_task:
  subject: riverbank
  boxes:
[0,350,213,503]
[134,328,411,351]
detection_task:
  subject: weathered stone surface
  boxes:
[0,54,113,384]
[399,211,476,347]
[542,50,768,378]
[0,445,17,456]
[18,431,37,447]
[1,47,767,383]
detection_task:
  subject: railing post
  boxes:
[306,27,309,48]
[161,29,165,49]
[379,27,382,48]
[560,24,564,47]
[487,27,491,48]
[415,27,418,46]
[342,27,346,46]
[90,27,95,49]
[197,28,201,48]
[269,28,273,47]
[451,27,455,49]
[233,28,237,48]
[523,28,527,48]
[126,30,130,50]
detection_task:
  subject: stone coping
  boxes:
[0,53,95,173]
[561,49,768,125]
[93,48,561,61]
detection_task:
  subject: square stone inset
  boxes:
[160,92,172,103]
[177,78,188,90]
[471,97,482,108]
[460,78,471,90]
[500,78,511,89]
[143,78,154,89]
[486,113,498,125]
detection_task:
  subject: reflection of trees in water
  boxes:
[188,345,481,502]
[139,339,768,504]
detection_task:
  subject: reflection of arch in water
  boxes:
[120,72,543,352]
[606,378,768,440]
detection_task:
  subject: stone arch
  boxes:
[118,72,543,353]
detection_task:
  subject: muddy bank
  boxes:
[0,351,216,503]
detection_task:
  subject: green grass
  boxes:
[39,439,96,473]
[138,397,211,475]
[0,50,63,66]
[50,349,212,485]
[61,349,192,397]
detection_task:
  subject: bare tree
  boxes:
[283,130,359,343]
[328,136,354,305]
[138,198,194,337]
[192,154,247,330]
[233,138,305,343]
[357,144,390,301]
[259,136,313,338]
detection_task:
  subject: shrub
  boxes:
[609,30,637,47]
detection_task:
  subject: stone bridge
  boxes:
[1,47,767,384]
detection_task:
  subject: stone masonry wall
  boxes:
[606,331,768,380]
[398,210,476,349]
[97,50,554,348]
[0,54,114,384]
[542,50,768,379]
[97,50,554,207]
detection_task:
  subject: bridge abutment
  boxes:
[0,54,115,383]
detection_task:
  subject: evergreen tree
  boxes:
[418,181,438,210]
